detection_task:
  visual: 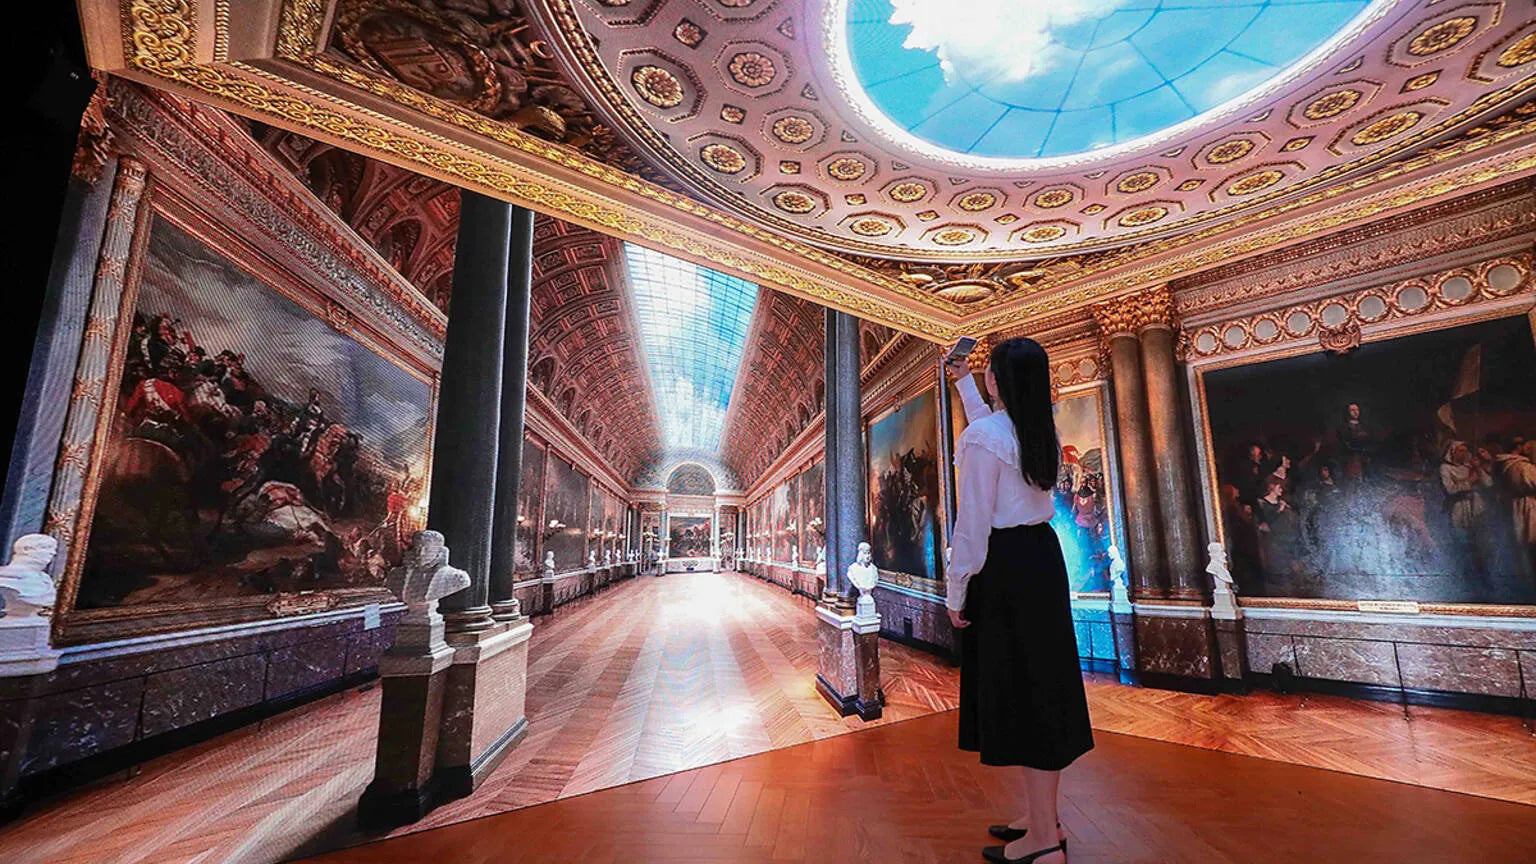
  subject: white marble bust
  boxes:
[0,534,60,620]
[543,550,556,574]
[386,530,469,627]
[847,542,879,619]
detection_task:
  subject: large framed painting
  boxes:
[1201,312,1536,605]
[544,455,590,572]
[589,485,605,563]
[1052,390,1115,594]
[799,460,824,565]
[515,437,545,574]
[770,481,793,563]
[66,213,434,628]
[867,389,943,583]
[669,515,713,558]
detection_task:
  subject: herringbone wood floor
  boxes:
[302,712,1536,864]
[1,570,1531,864]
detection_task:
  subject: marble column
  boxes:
[489,205,534,622]
[432,193,533,799]
[1093,299,1165,599]
[816,309,881,720]
[1137,296,1206,602]
[431,191,508,634]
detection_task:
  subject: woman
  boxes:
[945,338,1094,864]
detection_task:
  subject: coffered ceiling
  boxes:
[78,0,1536,337]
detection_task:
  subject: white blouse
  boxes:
[946,374,1056,612]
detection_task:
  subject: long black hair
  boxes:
[989,337,1059,491]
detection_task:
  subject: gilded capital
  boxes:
[1091,285,1176,344]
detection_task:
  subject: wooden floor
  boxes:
[1,570,1532,864]
[303,711,1536,864]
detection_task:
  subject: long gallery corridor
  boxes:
[4,570,1533,863]
[9,2,1536,861]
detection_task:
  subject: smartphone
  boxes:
[945,336,978,362]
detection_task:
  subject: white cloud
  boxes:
[889,0,1128,85]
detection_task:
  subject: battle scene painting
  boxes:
[669,516,713,559]
[1206,314,1536,604]
[799,460,824,565]
[1053,392,1113,594]
[770,480,793,563]
[76,216,432,609]
[544,455,590,572]
[515,438,545,574]
[867,390,943,582]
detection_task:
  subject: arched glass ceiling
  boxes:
[625,244,758,453]
[847,0,1372,159]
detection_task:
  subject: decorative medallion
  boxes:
[1033,188,1075,208]
[845,193,866,205]
[849,217,894,236]
[720,105,745,123]
[956,191,998,211]
[716,0,754,7]
[1081,203,1106,215]
[934,281,995,302]
[728,52,777,88]
[674,20,705,47]
[995,214,1018,224]
[1350,110,1422,145]
[773,190,816,213]
[826,156,867,180]
[888,181,928,203]
[1177,179,1204,192]
[1206,139,1254,164]
[1303,88,1362,120]
[933,228,977,246]
[1118,206,1168,227]
[779,160,800,173]
[701,143,746,174]
[916,210,939,220]
[600,0,633,5]
[772,115,815,144]
[1020,225,1067,243]
[1282,136,1313,151]
[1115,171,1160,194]
[1225,169,1283,196]
[1408,17,1478,56]
[631,66,684,108]
[1403,71,1440,91]
[1498,33,1536,67]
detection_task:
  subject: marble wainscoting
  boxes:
[1133,604,1220,685]
[1070,599,1120,673]
[872,583,955,657]
[0,605,400,805]
[511,565,635,617]
[1243,608,1536,705]
[739,561,818,598]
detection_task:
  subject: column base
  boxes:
[814,605,883,721]
[1213,614,1249,691]
[489,599,523,623]
[358,644,455,830]
[433,619,533,798]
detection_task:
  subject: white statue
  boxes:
[1207,541,1240,618]
[814,544,826,575]
[387,531,468,623]
[543,550,556,575]
[587,550,597,569]
[847,542,880,620]
[1107,544,1130,609]
[0,534,60,620]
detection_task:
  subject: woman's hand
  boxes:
[942,349,971,382]
[947,608,971,629]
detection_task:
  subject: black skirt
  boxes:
[958,523,1094,770]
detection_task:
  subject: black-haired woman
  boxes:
[944,338,1094,864]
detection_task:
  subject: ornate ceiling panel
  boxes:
[534,0,1536,258]
[719,289,826,483]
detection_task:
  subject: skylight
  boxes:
[625,244,758,454]
[847,0,1375,159]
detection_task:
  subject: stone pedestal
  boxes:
[1213,617,1248,687]
[814,605,883,720]
[434,619,533,797]
[0,618,61,678]
[358,642,455,828]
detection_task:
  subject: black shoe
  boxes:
[982,841,1066,863]
[988,824,1065,846]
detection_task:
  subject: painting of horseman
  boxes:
[75,216,433,609]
